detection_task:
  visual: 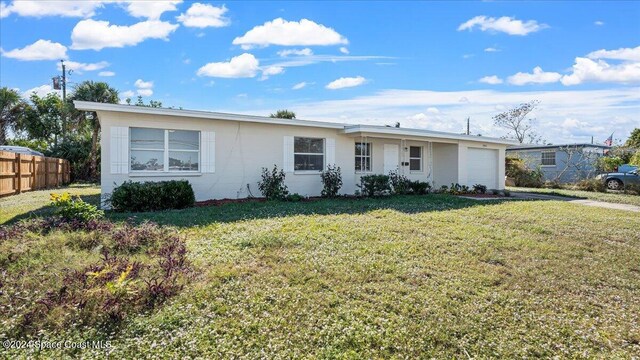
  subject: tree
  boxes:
[493,100,541,143]
[0,87,26,145]
[18,93,64,147]
[269,110,296,119]
[69,81,119,180]
[625,128,640,148]
[132,95,162,108]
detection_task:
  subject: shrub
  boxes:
[506,157,544,187]
[630,151,640,167]
[358,175,391,197]
[320,165,343,197]
[573,178,606,192]
[51,192,104,222]
[258,165,289,200]
[388,170,411,195]
[286,193,304,202]
[109,180,195,212]
[410,180,431,195]
[472,184,487,194]
[597,156,625,172]
[503,190,511,197]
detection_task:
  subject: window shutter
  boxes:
[283,136,294,172]
[110,126,128,174]
[201,131,216,173]
[326,138,336,167]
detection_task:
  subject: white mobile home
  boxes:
[74,101,515,206]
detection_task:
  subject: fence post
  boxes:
[32,156,36,190]
[16,153,22,194]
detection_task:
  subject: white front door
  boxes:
[383,144,399,174]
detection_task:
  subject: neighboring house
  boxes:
[507,143,610,183]
[0,145,45,157]
[74,101,516,206]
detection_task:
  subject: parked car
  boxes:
[0,145,44,156]
[596,169,640,190]
[616,164,638,173]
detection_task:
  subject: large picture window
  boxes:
[541,151,556,166]
[409,146,422,171]
[130,128,200,172]
[294,137,324,171]
[355,142,371,172]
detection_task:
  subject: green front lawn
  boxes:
[507,186,640,207]
[1,185,639,358]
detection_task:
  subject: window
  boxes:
[294,137,324,171]
[130,128,200,172]
[355,142,371,172]
[409,146,422,171]
[541,151,556,166]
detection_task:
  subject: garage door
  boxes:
[467,148,498,189]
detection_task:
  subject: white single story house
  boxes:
[74,101,516,206]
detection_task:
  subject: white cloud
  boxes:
[594,20,604,26]
[484,47,499,52]
[232,18,348,49]
[197,53,260,78]
[507,66,562,85]
[326,76,366,90]
[126,0,182,20]
[260,66,284,80]
[71,19,179,50]
[256,87,639,143]
[22,84,59,99]
[277,48,313,57]
[0,2,9,18]
[462,54,475,59]
[458,16,547,36]
[177,3,229,28]
[292,82,307,90]
[58,60,109,72]
[587,46,640,62]
[479,75,503,85]
[1,39,67,61]
[1,1,103,18]
[561,57,640,85]
[121,90,135,98]
[427,107,440,114]
[98,71,115,77]
[340,47,349,54]
[134,79,153,96]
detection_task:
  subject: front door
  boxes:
[384,144,399,174]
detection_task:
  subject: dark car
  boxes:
[597,169,640,190]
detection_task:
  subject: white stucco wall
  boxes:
[99,110,507,205]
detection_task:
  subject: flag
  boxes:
[604,132,613,146]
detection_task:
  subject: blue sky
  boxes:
[1,1,639,144]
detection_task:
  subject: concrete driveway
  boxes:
[509,192,640,212]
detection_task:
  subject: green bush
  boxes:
[258,165,289,200]
[472,184,487,194]
[573,178,606,192]
[506,157,543,187]
[388,170,411,195]
[320,164,343,197]
[109,180,195,212]
[410,180,431,195]
[597,156,625,172]
[629,151,640,167]
[51,192,104,222]
[358,175,391,197]
[286,193,304,202]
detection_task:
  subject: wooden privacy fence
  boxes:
[0,151,71,197]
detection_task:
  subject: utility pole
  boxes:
[61,59,66,101]
[466,117,470,135]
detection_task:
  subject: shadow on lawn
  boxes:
[2,193,101,225]
[102,194,518,228]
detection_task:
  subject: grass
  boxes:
[1,184,639,358]
[507,186,640,207]
[0,183,100,224]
